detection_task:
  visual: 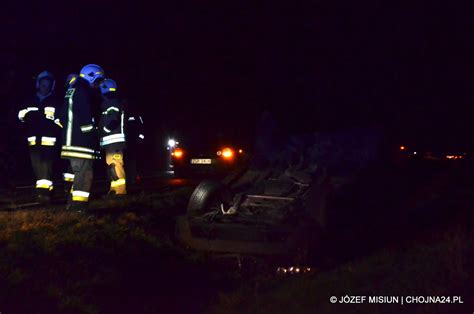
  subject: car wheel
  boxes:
[187,180,233,217]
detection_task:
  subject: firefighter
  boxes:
[65,73,78,88]
[58,64,104,211]
[124,103,145,188]
[98,79,127,195]
[18,71,62,204]
[61,74,79,192]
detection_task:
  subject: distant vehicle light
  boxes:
[277,266,312,275]
[168,139,177,147]
[172,148,183,158]
[222,148,233,159]
[217,151,222,156]
[238,149,243,154]
[400,146,406,151]
[413,152,417,155]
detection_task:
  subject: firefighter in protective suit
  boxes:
[124,104,145,188]
[98,79,127,195]
[59,64,104,211]
[61,74,79,192]
[18,71,62,204]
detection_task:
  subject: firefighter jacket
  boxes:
[99,96,126,151]
[125,106,145,149]
[18,93,62,147]
[59,77,101,160]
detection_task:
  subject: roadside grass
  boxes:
[0,187,218,314]
[211,210,473,314]
[1,165,473,314]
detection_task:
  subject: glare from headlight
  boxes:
[222,148,233,158]
[168,139,176,147]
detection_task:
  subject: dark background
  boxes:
[0,1,473,155]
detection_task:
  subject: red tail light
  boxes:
[221,148,233,159]
[172,148,183,158]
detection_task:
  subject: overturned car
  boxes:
[176,128,386,257]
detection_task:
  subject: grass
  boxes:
[0,210,156,313]
[211,221,473,314]
[0,187,219,314]
[1,164,473,314]
[210,171,474,314]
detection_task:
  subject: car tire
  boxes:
[187,180,233,217]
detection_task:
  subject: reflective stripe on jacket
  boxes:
[18,94,62,146]
[99,97,126,150]
[59,77,100,159]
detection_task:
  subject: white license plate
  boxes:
[191,159,212,164]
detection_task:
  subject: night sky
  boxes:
[1,1,473,151]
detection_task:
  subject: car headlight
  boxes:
[168,139,177,148]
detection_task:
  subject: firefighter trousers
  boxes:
[68,158,94,204]
[29,146,55,194]
[62,163,75,192]
[105,149,127,195]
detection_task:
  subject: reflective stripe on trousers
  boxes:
[111,178,126,188]
[28,136,57,146]
[61,151,96,159]
[72,190,89,202]
[68,158,94,203]
[41,137,56,146]
[28,136,36,146]
[61,146,97,160]
[36,179,53,190]
[106,151,127,194]
[63,173,75,182]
